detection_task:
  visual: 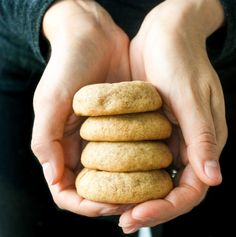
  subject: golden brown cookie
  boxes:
[81,141,173,171]
[76,168,173,204]
[73,81,162,116]
[80,112,172,141]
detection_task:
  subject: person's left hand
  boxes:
[119,0,228,233]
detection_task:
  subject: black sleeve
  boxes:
[207,0,236,64]
[0,0,55,64]
[220,0,236,58]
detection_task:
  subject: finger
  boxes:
[210,77,228,151]
[119,165,208,233]
[31,65,71,184]
[50,189,127,217]
[174,86,222,186]
[61,113,83,170]
[48,167,133,217]
[31,108,65,185]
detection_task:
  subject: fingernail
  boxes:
[204,160,222,181]
[42,163,53,185]
[118,222,133,228]
[122,225,142,234]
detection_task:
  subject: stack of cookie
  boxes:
[73,81,173,204]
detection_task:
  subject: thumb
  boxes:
[186,126,222,186]
[31,70,70,185]
[176,96,222,186]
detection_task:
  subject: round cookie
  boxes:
[81,141,173,172]
[73,81,162,116]
[76,169,173,204]
[80,111,172,141]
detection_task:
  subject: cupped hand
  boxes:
[31,0,131,217]
[119,0,227,233]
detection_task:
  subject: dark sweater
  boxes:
[0,0,235,117]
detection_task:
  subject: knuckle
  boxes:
[51,194,66,211]
[198,130,217,146]
[188,129,218,155]
[31,139,47,163]
[55,201,65,211]
[31,140,41,155]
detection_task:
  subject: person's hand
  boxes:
[119,0,228,233]
[31,0,131,217]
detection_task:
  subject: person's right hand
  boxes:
[31,0,131,217]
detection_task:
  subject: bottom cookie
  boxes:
[76,169,173,204]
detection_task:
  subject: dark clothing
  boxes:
[0,0,236,115]
[0,0,235,237]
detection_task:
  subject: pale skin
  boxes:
[31,0,228,234]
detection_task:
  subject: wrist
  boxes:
[42,0,98,48]
[156,0,224,39]
[42,0,66,43]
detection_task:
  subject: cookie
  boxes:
[81,141,173,172]
[76,168,173,204]
[73,81,162,116]
[80,112,172,141]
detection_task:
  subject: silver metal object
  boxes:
[170,168,178,179]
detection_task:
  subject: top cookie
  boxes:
[73,81,162,116]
